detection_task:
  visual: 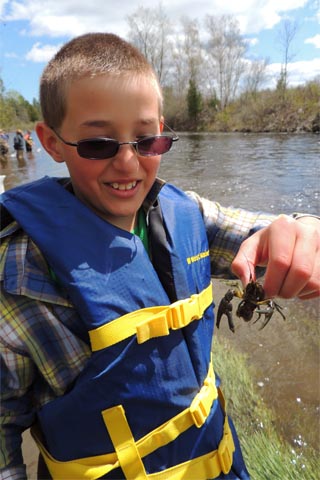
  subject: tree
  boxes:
[243,58,269,98]
[276,19,298,100]
[0,77,5,96]
[127,4,172,83]
[187,79,202,125]
[204,15,247,109]
[178,17,203,86]
[168,17,204,122]
[0,76,41,129]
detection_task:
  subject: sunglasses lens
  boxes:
[138,136,173,156]
[77,139,118,159]
[75,135,176,159]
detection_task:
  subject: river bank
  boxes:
[213,333,319,480]
[171,80,320,135]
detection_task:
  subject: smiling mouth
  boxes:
[109,181,138,191]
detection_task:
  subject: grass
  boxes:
[212,335,319,479]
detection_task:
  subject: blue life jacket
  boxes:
[1,177,249,480]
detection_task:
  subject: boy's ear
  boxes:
[160,116,165,133]
[35,122,65,163]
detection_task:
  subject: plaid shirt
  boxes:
[0,178,276,479]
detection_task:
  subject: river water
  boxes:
[1,132,319,457]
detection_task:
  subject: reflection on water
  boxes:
[1,131,319,453]
[1,133,68,191]
[160,132,320,215]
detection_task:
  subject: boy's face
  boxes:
[45,74,162,231]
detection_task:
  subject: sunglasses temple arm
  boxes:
[50,126,79,147]
[161,122,179,141]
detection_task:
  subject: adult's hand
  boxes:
[232,215,320,299]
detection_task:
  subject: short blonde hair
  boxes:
[40,33,163,128]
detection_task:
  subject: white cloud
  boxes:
[305,34,320,48]
[25,42,62,62]
[28,15,89,38]
[0,0,9,16]
[3,0,136,38]
[266,58,320,87]
[247,37,259,46]
[1,0,313,38]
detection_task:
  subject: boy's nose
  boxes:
[111,143,139,171]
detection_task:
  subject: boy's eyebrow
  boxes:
[79,118,159,129]
[80,120,112,128]
[138,118,159,126]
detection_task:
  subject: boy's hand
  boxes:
[232,215,320,300]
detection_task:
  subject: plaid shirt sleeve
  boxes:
[0,339,35,479]
[186,191,277,277]
[0,292,91,478]
[0,466,27,480]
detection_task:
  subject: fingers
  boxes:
[232,235,262,286]
[264,216,320,298]
[263,215,318,298]
[298,290,320,300]
[296,253,320,299]
[262,216,297,297]
[232,215,320,300]
[294,217,320,299]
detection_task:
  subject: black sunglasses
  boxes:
[50,124,179,160]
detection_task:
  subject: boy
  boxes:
[0,33,319,480]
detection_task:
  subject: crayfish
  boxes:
[216,280,285,333]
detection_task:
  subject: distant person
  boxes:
[24,130,33,152]
[13,129,24,158]
[0,130,9,156]
[0,129,9,142]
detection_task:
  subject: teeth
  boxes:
[110,181,137,191]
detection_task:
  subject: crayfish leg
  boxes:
[233,286,244,299]
[258,311,273,330]
[274,302,286,320]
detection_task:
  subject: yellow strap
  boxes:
[147,416,234,480]
[102,405,148,479]
[101,406,234,480]
[32,360,220,479]
[31,423,119,479]
[33,414,234,480]
[111,361,217,461]
[89,283,213,351]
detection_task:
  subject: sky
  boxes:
[0,0,319,103]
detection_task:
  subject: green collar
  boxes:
[132,209,149,253]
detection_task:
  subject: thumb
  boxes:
[231,230,267,286]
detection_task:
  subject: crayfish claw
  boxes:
[216,289,235,332]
